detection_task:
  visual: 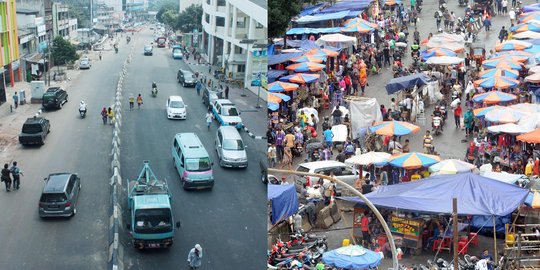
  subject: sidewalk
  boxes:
[183,56,267,139]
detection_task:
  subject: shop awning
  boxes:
[286,27,343,35]
[24,53,47,64]
[295,10,359,24]
[268,52,303,66]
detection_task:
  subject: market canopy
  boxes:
[279,73,320,84]
[513,30,540,39]
[294,10,359,24]
[339,173,529,216]
[482,58,524,70]
[517,128,540,143]
[268,52,303,66]
[425,56,464,65]
[267,184,298,224]
[306,48,340,57]
[322,245,382,269]
[385,73,430,94]
[420,48,457,60]
[286,62,326,72]
[473,76,520,89]
[487,123,534,134]
[478,68,519,79]
[511,21,540,33]
[291,54,325,63]
[388,152,441,169]
[286,27,343,35]
[472,91,518,104]
[495,40,533,51]
[429,159,476,174]
[345,151,391,166]
[315,33,357,49]
[267,81,299,92]
[369,120,420,136]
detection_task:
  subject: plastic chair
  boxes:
[469,232,478,247]
[458,241,469,255]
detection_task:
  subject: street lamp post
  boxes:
[239,39,257,97]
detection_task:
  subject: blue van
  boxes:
[171,133,214,189]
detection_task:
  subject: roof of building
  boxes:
[16,8,40,14]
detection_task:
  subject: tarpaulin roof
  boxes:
[339,173,529,216]
[287,27,343,35]
[267,69,289,83]
[385,73,430,94]
[318,0,372,13]
[268,184,299,224]
[300,3,325,16]
[268,52,303,66]
[481,171,526,184]
[273,39,321,50]
[295,10,359,24]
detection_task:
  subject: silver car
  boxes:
[79,58,91,69]
[39,173,81,218]
[215,126,248,168]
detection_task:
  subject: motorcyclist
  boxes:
[432,106,444,131]
[151,82,158,95]
[411,43,420,57]
[413,28,420,44]
[79,100,87,117]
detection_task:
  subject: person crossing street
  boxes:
[187,244,203,269]
[10,161,22,190]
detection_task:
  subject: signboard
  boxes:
[390,215,423,238]
[193,29,198,46]
[251,72,261,86]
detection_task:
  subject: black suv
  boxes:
[42,87,68,109]
[177,69,197,87]
[19,117,51,145]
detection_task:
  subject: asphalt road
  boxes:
[0,40,126,269]
[120,28,267,269]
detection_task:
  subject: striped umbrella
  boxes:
[420,47,457,60]
[267,81,299,93]
[517,128,540,143]
[478,68,519,79]
[482,58,524,70]
[286,62,326,72]
[493,50,532,60]
[345,152,391,166]
[291,54,326,63]
[279,73,320,84]
[369,120,421,136]
[473,105,505,118]
[343,18,379,29]
[341,24,375,33]
[267,92,290,111]
[495,40,533,51]
[511,21,540,33]
[472,91,518,104]
[485,107,529,123]
[305,48,339,57]
[519,12,540,23]
[388,152,442,169]
[429,159,477,174]
[490,53,531,63]
[509,103,540,113]
[473,76,520,89]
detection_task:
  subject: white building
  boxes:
[201,0,267,94]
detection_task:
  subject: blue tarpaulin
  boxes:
[286,27,343,35]
[470,215,511,234]
[300,3,325,16]
[339,173,529,216]
[268,52,303,66]
[268,69,289,83]
[322,245,382,269]
[318,0,372,13]
[385,73,431,94]
[268,184,299,224]
[295,10,353,24]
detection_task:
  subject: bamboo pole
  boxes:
[268,168,399,270]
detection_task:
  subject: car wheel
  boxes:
[65,96,68,103]
[262,174,268,184]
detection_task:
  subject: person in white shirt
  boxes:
[501,0,508,14]
[509,8,516,24]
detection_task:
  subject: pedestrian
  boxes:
[502,0,508,14]
[129,94,134,110]
[196,80,202,96]
[1,163,12,192]
[187,244,202,270]
[107,107,114,125]
[224,85,229,99]
[99,51,102,61]
[484,16,492,31]
[480,249,495,270]
[137,94,143,109]
[498,26,508,43]
[359,68,368,95]
[205,109,213,130]
[332,105,343,125]
[12,91,18,109]
[509,8,516,24]
[280,146,293,170]
[323,126,334,151]
[275,128,285,161]
[454,102,462,128]
[268,143,277,168]
[101,107,108,124]
[361,211,371,246]
[464,108,474,135]
[208,64,211,74]
[10,161,22,190]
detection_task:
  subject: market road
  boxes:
[0,39,126,269]
[120,28,267,269]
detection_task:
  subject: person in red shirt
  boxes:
[344,74,352,95]
[361,212,370,246]
[454,102,462,128]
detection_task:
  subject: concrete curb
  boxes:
[243,126,266,140]
[109,43,134,270]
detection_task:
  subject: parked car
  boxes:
[215,126,248,168]
[39,173,81,218]
[177,69,196,87]
[294,161,365,196]
[211,99,243,129]
[202,87,220,107]
[144,45,153,56]
[166,95,187,119]
[19,116,50,146]
[42,87,68,110]
[79,58,91,69]
[172,49,183,59]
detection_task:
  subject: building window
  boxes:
[217,0,226,6]
[256,22,263,29]
[206,0,210,4]
[216,17,225,27]
[205,14,210,24]
[237,65,245,73]
[236,17,246,28]
[234,46,242,54]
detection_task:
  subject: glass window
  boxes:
[22,124,43,134]
[217,0,226,6]
[256,22,264,29]
[40,193,67,203]
[222,139,244,150]
[185,158,212,172]
[236,17,246,28]
[237,65,245,72]
[205,14,210,23]
[222,106,239,116]
[234,46,242,54]
[169,101,185,108]
[134,208,172,234]
[216,17,225,27]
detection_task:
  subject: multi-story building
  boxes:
[52,2,70,38]
[0,0,21,103]
[201,0,267,93]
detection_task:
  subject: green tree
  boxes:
[269,0,303,38]
[162,9,179,29]
[50,36,79,73]
[156,2,179,24]
[176,4,203,33]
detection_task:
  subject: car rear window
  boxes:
[296,166,310,173]
[40,193,67,203]
[22,124,43,134]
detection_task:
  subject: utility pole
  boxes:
[90,0,93,27]
[47,33,52,86]
[453,198,459,270]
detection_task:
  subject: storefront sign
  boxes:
[390,215,423,238]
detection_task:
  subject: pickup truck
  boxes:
[19,117,50,146]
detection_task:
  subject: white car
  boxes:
[294,160,367,195]
[211,99,243,129]
[166,96,187,119]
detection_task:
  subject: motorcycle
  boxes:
[79,101,87,118]
[458,0,468,7]
[114,46,118,54]
[151,87,158,97]
[432,116,442,135]
[126,36,131,44]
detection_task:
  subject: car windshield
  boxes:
[134,208,172,234]
[40,193,67,203]
[222,139,244,150]
[185,158,211,172]
[173,49,182,54]
[169,101,184,108]
[22,124,43,134]
[222,106,239,116]
[144,46,152,50]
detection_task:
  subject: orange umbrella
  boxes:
[291,55,324,63]
[490,53,530,63]
[286,62,326,72]
[517,128,540,143]
[495,40,533,51]
[482,58,524,70]
[473,76,520,89]
[478,68,519,79]
[267,81,299,92]
[369,120,421,136]
[472,91,518,104]
[305,48,339,57]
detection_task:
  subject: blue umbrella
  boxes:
[322,245,382,269]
